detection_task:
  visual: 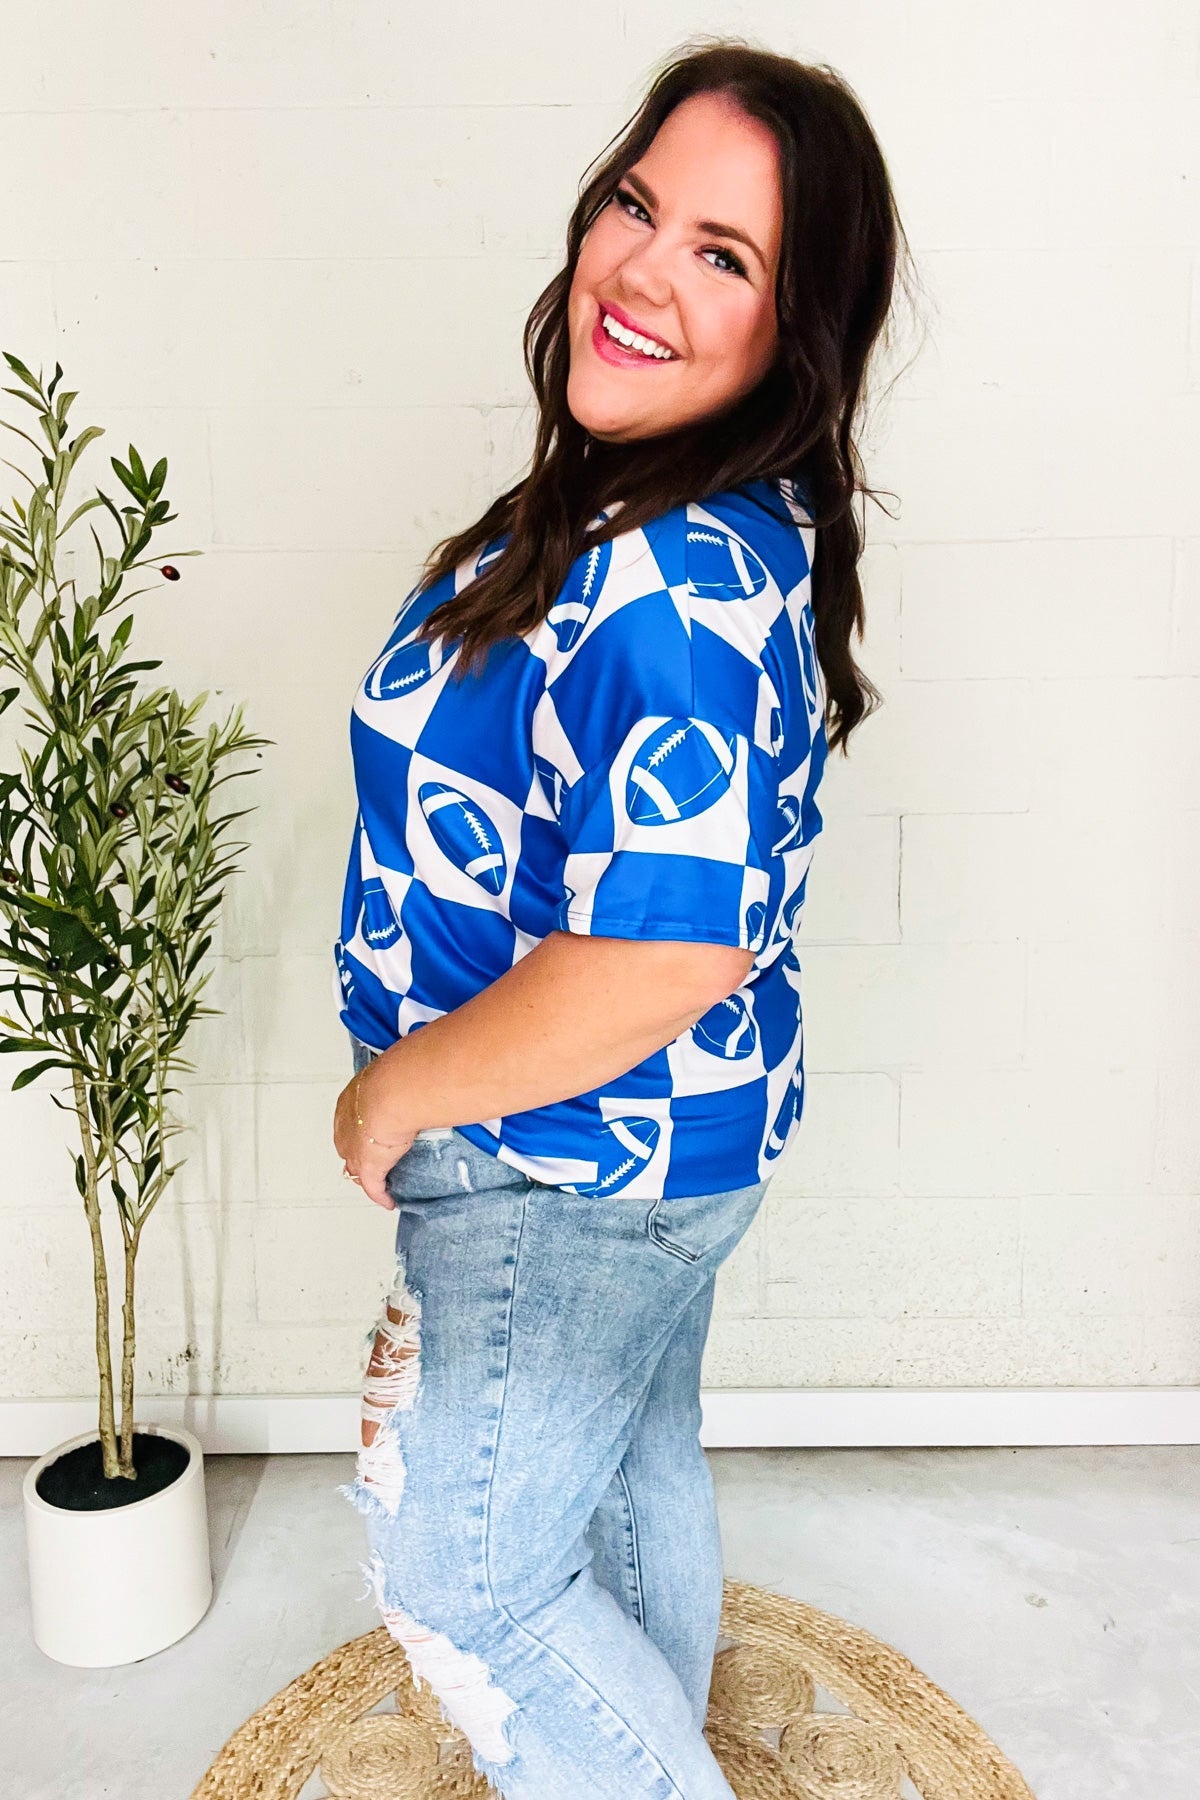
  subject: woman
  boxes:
[331,38,911,1800]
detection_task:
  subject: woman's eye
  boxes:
[703,246,748,278]
[613,186,747,278]
[614,185,649,222]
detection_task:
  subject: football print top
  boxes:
[333,474,828,1200]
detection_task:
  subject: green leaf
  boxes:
[7,891,112,966]
[109,458,142,504]
[58,493,104,535]
[41,1009,102,1032]
[0,387,47,415]
[13,1057,67,1090]
[1,353,40,389]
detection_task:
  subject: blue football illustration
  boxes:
[799,604,821,711]
[765,909,791,952]
[764,1065,804,1160]
[363,632,450,702]
[333,938,355,1006]
[744,900,767,949]
[686,525,769,601]
[547,532,612,652]
[417,783,507,895]
[532,754,567,818]
[772,795,804,854]
[693,992,758,1061]
[625,718,736,826]
[590,1115,661,1195]
[783,880,806,934]
[474,535,510,581]
[360,876,402,952]
[778,475,810,521]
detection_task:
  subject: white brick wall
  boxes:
[0,2,1197,1400]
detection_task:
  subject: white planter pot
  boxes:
[22,1421,212,1667]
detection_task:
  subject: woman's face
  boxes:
[566,91,783,444]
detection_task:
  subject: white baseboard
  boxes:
[3,1388,1199,1459]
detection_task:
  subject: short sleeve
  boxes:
[552,714,785,951]
[545,506,791,952]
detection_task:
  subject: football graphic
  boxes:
[773,795,804,854]
[744,900,767,949]
[693,992,758,1061]
[625,718,736,826]
[799,605,821,712]
[363,632,451,702]
[783,881,806,933]
[686,525,769,601]
[764,1064,804,1159]
[417,783,507,895]
[589,1115,661,1195]
[547,531,612,652]
[333,938,354,1004]
[474,536,509,581]
[778,475,810,521]
[765,910,791,953]
[533,754,567,818]
[360,876,402,952]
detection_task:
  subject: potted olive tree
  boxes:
[1,353,271,1666]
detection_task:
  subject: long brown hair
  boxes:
[407,37,922,755]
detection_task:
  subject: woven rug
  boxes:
[190,1577,1035,1799]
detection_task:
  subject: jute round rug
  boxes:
[189,1578,1035,1799]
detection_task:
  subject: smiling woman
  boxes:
[330,36,917,1800]
[567,91,784,440]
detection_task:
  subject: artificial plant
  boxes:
[0,352,271,1481]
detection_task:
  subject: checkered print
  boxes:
[334,476,828,1199]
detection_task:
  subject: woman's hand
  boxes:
[333,1068,417,1211]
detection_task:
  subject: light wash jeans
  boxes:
[338,1028,772,1799]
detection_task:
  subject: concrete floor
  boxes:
[2,1445,1197,1799]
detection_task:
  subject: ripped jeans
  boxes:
[337,1029,772,1800]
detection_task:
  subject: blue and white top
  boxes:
[333,474,828,1200]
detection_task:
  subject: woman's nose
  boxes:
[616,240,674,307]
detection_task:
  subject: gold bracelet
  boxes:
[353,1067,408,1149]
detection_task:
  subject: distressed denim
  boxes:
[338,1028,772,1799]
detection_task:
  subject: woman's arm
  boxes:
[334,930,755,1206]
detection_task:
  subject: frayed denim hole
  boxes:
[337,1253,424,1520]
[355,1548,520,1767]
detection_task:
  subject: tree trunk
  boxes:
[118,1225,139,1478]
[70,1066,120,1480]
